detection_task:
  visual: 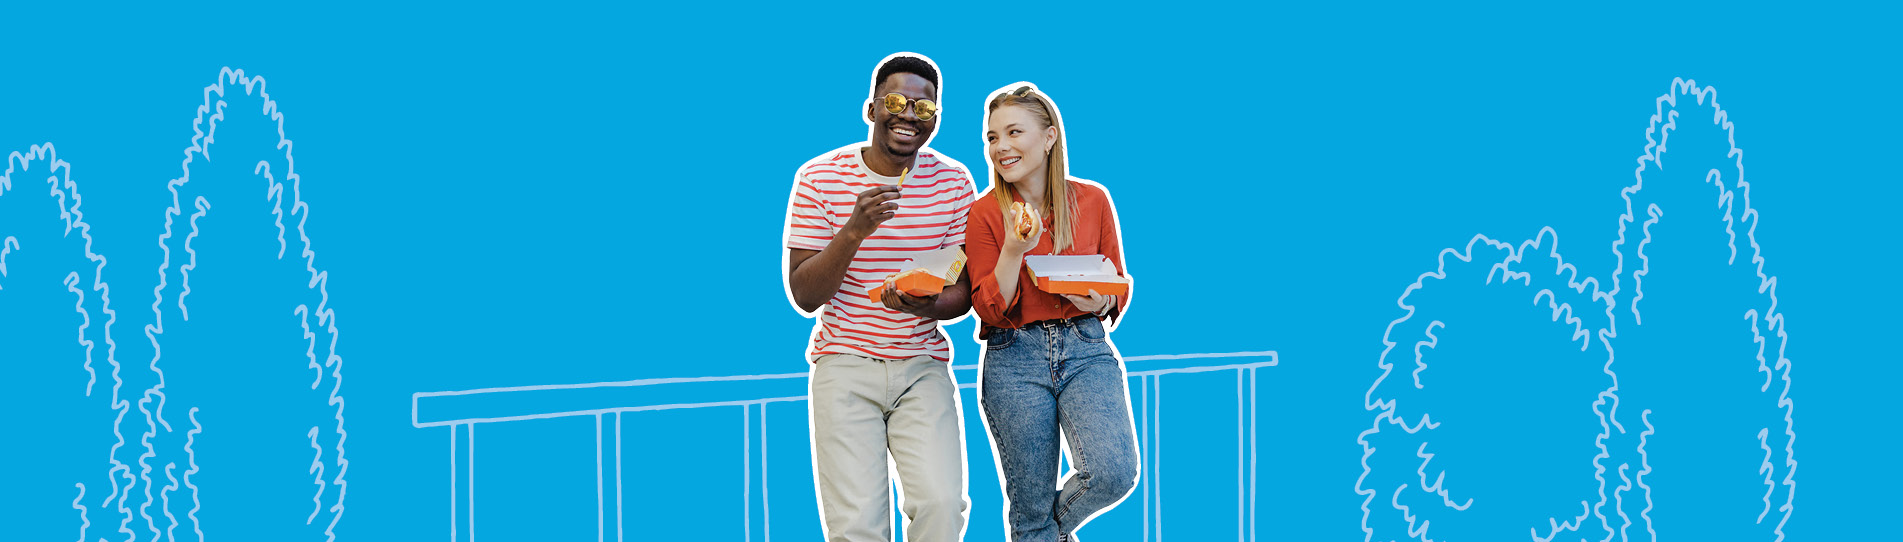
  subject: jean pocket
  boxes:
[1073,318,1108,343]
[985,327,1017,350]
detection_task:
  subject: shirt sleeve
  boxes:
[942,170,976,249]
[1098,187,1132,321]
[967,198,1022,327]
[785,171,834,251]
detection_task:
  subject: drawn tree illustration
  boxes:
[1358,79,1796,542]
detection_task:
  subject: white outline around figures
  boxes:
[965,79,1149,542]
[1357,78,1797,542]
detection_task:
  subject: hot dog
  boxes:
[1010,201,1037,241]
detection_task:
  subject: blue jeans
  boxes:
[980,317,1140,541]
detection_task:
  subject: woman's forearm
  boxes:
[994,247,1026,303]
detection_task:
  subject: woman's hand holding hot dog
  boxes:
[993,203,1041,303]
[1000,203,1040,256]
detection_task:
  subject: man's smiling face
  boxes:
[868,72,938,159]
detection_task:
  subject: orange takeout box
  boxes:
[868,245,967,302]
[1023,255,1129,297]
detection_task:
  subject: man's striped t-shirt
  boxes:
[785,144,976,362]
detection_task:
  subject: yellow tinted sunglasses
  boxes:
[882,93,939,121]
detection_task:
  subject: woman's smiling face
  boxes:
[987,104,1056,185]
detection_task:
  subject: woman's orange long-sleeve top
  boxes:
[967,179,1131,330]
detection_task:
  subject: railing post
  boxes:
[1140,374,1163,542]
[1237,369,1245,541]
[470,424,477,541]
[598,413,622,542]
[615,412,624,542]
[1248,367,1258,542]
[743,404,750,540]
[759,403,770,542]
[448,424,457,542]
[741,402,772,541]
[448,423,475,542]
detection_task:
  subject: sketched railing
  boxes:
[412,351,1277,541]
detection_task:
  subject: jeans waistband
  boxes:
[1024,314,1098,328]
[984,315,1097,338]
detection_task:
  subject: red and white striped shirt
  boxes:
[785,144,976,362]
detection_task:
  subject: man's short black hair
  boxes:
[872,55,940,98]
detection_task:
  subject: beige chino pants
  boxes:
[809,353,969,542]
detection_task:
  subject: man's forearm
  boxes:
[789,235,865,313]
[921,277,973,320]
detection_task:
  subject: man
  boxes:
[782,53,975,541]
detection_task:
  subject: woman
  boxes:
[967,83,1138,542]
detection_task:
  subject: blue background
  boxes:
[2,2,1896,540]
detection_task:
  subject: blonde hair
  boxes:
[987,85,1076,252]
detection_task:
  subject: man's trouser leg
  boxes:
[886,354,969,541]
[811,354,892,542]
